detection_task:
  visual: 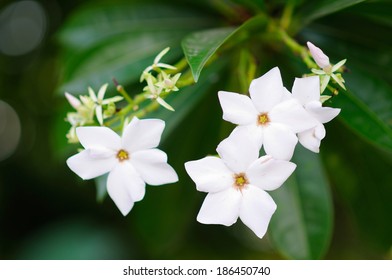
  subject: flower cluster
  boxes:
[185,63,341,238]
[65,48,182,216]
[140,47,181,112]
[67,117,178,215]
[64,41,344,238]
[65,84,123,143]
[307,42,346,95]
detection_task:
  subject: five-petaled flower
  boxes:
[185,129,296,238]
[291,76,341,153]
[66,117,178,215]
[218,67,317,160]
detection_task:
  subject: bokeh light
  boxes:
[0,0,46,56]
[0,100,21,161]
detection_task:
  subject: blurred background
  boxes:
[0,0,392,259]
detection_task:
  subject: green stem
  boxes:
[176,72,195,88]
[116,85,133,104]
[280,0,296,30]
[166,58,188,75]
[104,69,196,127]
[133,101,160,118]
[277,29,317,69]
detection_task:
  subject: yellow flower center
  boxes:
[257,113,270,126]
[233,173,248,191]
[116,149,129,162]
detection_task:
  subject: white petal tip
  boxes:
[119,206,133,216]
[196,216,236,227]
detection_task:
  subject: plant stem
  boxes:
[280,0,296,30]
[277,29,317,69]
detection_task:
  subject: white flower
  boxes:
[66,117,178,215]
[292,76,341,152]
[141,47,176,80]
[307,41,347,92]
[156,71,181,93]
[185,129,296,238]
[218,67,317,160]
[88,83,124,125]
[144,73,175,112]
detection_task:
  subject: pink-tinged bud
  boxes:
[65,92,81,109]
[307,41,330,69]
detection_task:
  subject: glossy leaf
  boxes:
[58,3,217,49]
[323,122,392,255]
[57,3,217,94]
[182,14,267,82]
[347,2,392,27]
[296,0,366,27]
[58,32,184,94]
[332,68,392,152]
[269,146,333,259]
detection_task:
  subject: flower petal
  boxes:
[263,123,298,160]
[305,101,341,123]
[307,41,330,68]
[88,87,97,102]
[249,67,284,112]
[76,126,121,150]
[239,185,276,238]
[292,76,320,105]
[197,188,241,226]
[131,149,178,186]
[154,47,170,64]
[247,155,296,191]
[216,128,259,173]
[65,92,81,109]
[320,75,331,93]
[298,124,326,153]
[185,156,232,193]
[107,162,146,215]
[97,83,108,101]
[95,105,103,125]
[269,98,318,133]
[156,97,175,111]
[122,117,165,152]
[66,150,116,180]
[331,59,347,72]
[218,91,258,125]
[232,124,263,149]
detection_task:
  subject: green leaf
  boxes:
[269,146,333,259]
[348,2,392,27]
[323,122,392,254]
[182,14,267,82]
[182,27,235,82]
[331,68,392,152]
[59,32,184,94]
[296,0,366,27]
[58,3,217,50]
[57,3,218,94]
